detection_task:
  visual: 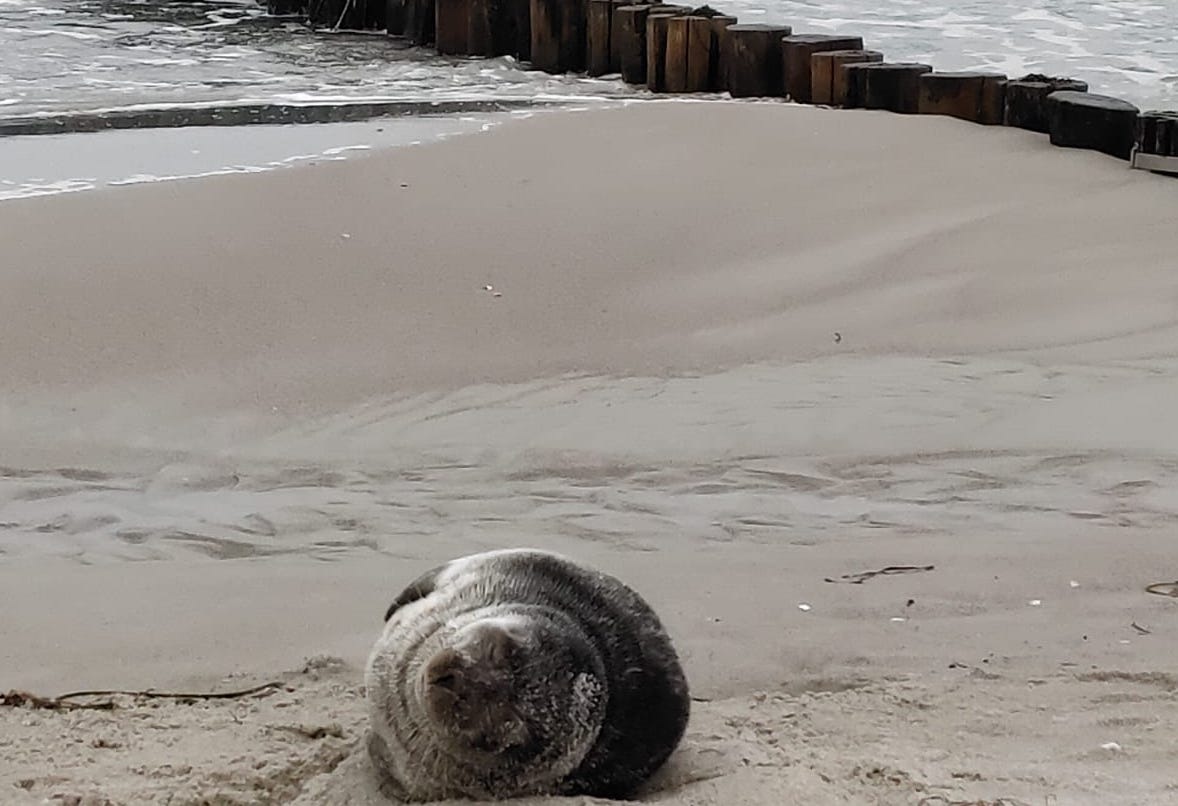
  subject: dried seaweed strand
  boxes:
[2,681,284,712]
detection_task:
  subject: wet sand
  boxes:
[2,101,1178,804]
[0,110,532,200]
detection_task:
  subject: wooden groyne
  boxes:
[271,0,1177,176]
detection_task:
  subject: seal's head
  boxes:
[416,613,606,767]
[367,550,687,802]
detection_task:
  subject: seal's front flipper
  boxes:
[367,730,411,801]
[383,564,446,622]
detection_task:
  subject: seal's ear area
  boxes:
[383,563,446,622]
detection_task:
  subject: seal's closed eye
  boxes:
[480,623,519,664]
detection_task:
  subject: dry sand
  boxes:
[2,100,1178,805]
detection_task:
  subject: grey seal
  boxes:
[364,548,690,801]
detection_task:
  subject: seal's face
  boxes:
[421,621,532,754]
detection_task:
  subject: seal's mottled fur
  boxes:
[365,549,690,802]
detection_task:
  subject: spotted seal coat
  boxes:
[364,548,690,801]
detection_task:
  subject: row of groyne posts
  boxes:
[271,0,1178,171]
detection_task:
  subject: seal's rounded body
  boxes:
[364,549,690,802]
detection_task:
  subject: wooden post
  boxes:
[979,73,1006,125]
[404,0,436,44]
[663,11,726,93]
[468,0,490,54]
[386,0,406,34]
[618,4,686,85]
[682,14,736,93]
[308,0,332,27]
[1004,75,1088,133]
[587,0,614,76]
[664,15,691,92]
[608,0,637,72]
[268,0,306,14]
[435,0,470,53]
[706,15,737,91]
[684,15,711,92]
[917,72,1008,124]
[531,0,586,72]
[323,0,384,29]
[1137,114,1159,156]
[723,24,792,98]
[468,0,515,55]
[842,62,868,108]
[509,0,530,59]
[868,63,931,113]
[1159,114,1177,156]
[810,49,881,106]
[665,9,736,93]
[1137,111,1178,157]
[780,34,863,102]
[309,0,352,28]
[844,62,930,112]
[646,9,687,91]
[530,0,561,71]
[363,0,387,29]
[561,0,588,72]
[616,4,652,84]
[1046,91,1140,160]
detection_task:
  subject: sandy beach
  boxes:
[3,100,1178,805]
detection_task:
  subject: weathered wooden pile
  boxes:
[270,0,1177,173]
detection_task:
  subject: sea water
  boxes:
[1,0,1175,119]
[1,0,1175,197]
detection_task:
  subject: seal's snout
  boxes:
[422,624,518,701]
[421,625,530,753]
[424,648,463,689]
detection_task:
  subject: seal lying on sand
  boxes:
[365,548,690,802]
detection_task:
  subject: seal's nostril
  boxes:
[431,672,458,688]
